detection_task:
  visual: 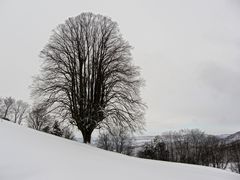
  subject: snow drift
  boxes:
[0,120,239,180]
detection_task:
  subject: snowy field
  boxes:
[0,120,239,180]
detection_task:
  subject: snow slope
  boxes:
[0,120,239,180]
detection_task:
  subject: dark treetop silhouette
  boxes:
[33,12,145,143]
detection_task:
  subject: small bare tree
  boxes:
[138,136,169,161]
[0,97,15,120]
[109,125,133,154]
[12,100,29,124]
[230,141,240,174]
[49,120,75,140]
[97,125,134,155]
[27,105,51,131]
[33,12,145,143]
[62,126,75,140]
[161,131,176,161]
[97,132,113,151]
[172,130,189,163]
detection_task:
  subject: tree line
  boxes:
[0,96,75,140]
[137,129,240,174]
[93,128,240,174]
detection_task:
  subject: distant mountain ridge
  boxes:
[223,131,240,143]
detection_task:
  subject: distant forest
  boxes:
[96,128,240,174]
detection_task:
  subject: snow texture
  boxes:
[0,120,239,180]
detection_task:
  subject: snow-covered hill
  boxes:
[0,120,239,180]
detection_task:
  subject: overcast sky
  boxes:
[0,0,240,135]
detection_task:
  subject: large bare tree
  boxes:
[33,12,145,143]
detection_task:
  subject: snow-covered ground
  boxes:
[0,120,239,180]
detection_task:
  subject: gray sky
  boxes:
[0,0,240,135]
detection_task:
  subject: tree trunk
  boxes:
[82,130,93,144]
[3,107,9,119]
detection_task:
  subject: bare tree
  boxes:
[138,136,169,161]
[172,130,190,163]
[33,12,145,143]
[97,132,113,151]
[12,100,29,124]
[200,135,219,166]
[0,97,15,120]
[230,141,240,173]
[161,131,176,162]
[109,125,133,155]
[186,129,206,164]
[62,126,75,140]
[50,120,76,140]
[97,125,134,155]
[27,105,51,131]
